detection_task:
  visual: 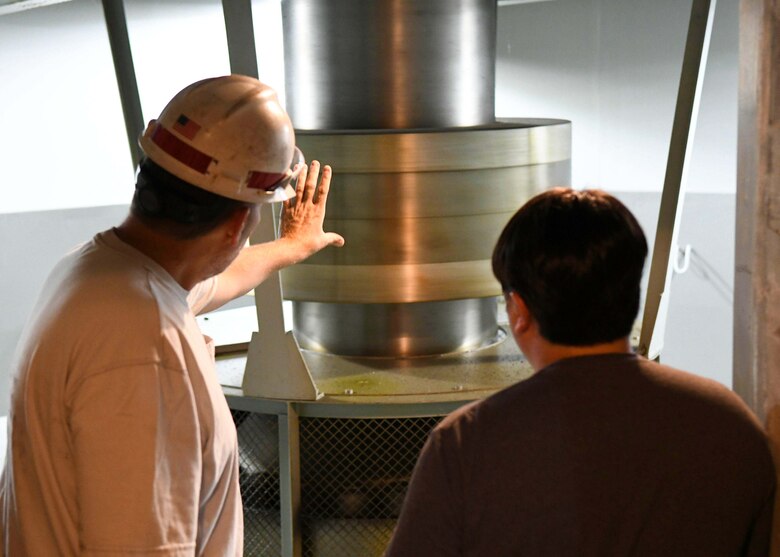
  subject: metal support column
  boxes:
[101,0,144,168]
[638,0,717,359]
[278,403,303,557]
[222,0,260,78]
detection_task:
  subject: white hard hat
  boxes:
[139,75,303,204]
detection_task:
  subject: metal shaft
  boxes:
[282,0,497,129]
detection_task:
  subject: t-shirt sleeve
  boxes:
[187,276,218,315]
[384,426,464,557]
[69,363,201,555]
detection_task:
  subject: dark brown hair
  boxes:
[492,188,648,346]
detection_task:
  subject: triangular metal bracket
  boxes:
[243,329,322,400]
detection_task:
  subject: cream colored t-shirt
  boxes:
[0,229,242,556]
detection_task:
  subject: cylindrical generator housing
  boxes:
[284,122,571,356]
[281,0,571,357]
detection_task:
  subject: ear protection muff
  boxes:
[134,163,201,224]
[137,182,163,216]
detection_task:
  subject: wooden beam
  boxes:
[735,0,780,552]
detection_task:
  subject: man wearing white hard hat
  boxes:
[0,75,344,556]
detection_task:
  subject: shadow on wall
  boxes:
[0,205,130,417]
[686,246,733,306]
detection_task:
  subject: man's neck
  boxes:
[114,215,210,291]
[526,336,632,372]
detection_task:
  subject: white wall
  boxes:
[1,0,736,206]
[497,0,738,195]
[495,0,739,386]
[0,0,284,419]
[0,0,285,214]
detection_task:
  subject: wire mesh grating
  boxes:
[299,416,441,557]
[231,409,441,556]
[233,410,282,556]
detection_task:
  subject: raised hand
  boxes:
[279,160,345,262]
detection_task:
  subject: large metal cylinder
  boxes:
[284,122,571,356]
[281,0,571,357]
[284,123,571,303]
[283,0,496,129]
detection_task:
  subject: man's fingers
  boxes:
[302,161,320,203]
[278,159,342,251]
[314,164,332,204]
[295,163,308,203]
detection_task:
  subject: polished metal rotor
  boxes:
[293,299,500,357]
[282,121,572,304]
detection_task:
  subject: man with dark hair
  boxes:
[386,188,775,556]
[0,75,344,556]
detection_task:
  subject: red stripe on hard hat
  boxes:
[247,170,287,191]
[151,125,213,174]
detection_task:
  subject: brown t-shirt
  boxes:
[385,353,775,557]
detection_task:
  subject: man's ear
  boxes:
[224,206,251,247]
[506,291,533,337]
